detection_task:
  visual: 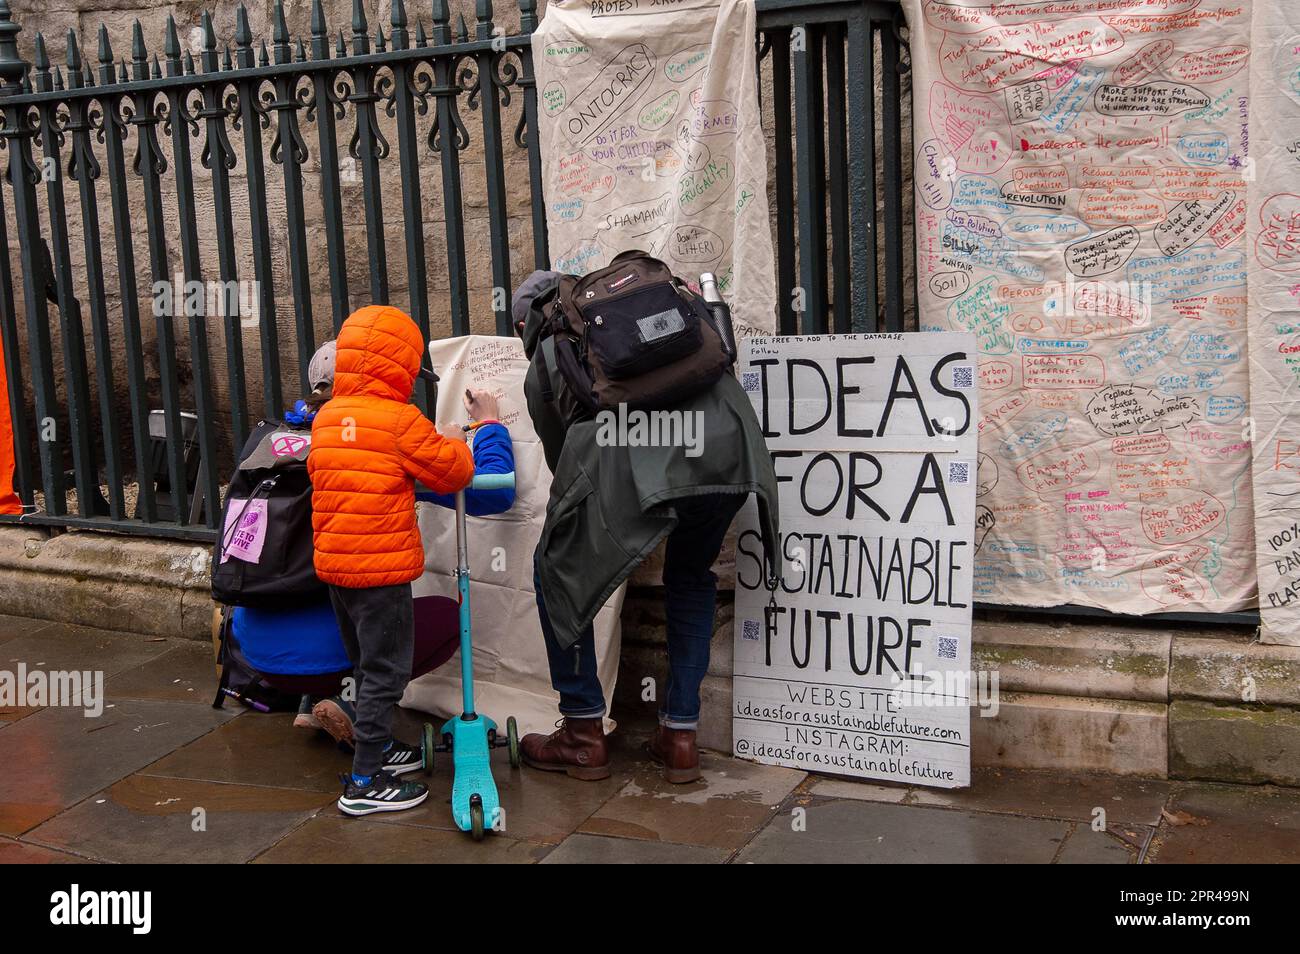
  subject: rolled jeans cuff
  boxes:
[559,703,606,720]
[659,711,699,731]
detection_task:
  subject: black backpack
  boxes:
[544,251,734,414]
[210,419,325,608]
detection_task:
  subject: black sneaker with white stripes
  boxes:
[382,738,423,777]
[337,771,428,817]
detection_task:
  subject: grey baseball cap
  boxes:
[512,269,561,329]
[308,340,336,390]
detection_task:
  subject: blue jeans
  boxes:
[535,492,745,730]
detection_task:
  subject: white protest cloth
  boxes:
[905,0,1255,615]
[1246,5,1300,645]
[733,333,978,789]
[532,0,776,334]
[400,335,623,734]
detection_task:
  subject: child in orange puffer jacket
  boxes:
[307,305,474,817]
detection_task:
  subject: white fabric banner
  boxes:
[1247,5,1300,645]
[906,0,1256,615]
[532,0,776,334]
[401,335,624,733]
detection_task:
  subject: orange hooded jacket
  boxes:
[307,306,473,588]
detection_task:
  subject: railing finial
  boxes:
[519,0,538,34]
[131,19,149,81]
[164,14,183,77]
[200,10,219,72]
[0,0,29,96]
[431,0,450,45]
[201,11,216,52]
[235,4,254,68]
[66,29,82,74]
[33,31,51,93]
[352,0,370,55]
[311,0,330,59]
[32,29,47,72]
[235,4,252,49]
[273,0,291,64]
[476,0,494,42]
[391,0,409,50]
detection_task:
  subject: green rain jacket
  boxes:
[518,275,780,650]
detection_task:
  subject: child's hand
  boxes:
[437,422,467,443]
[463,388,500,422]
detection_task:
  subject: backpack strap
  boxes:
[211,606,232,709]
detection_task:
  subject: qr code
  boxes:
[952,364,974,390]
[937,636,958,660]
[741,619,761,641]
[948,460,971,485]
[741,371,761,393]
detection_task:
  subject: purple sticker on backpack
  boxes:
[221,498,269,564]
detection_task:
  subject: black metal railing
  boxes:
[0,0,911,542]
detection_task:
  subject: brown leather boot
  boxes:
[648,725,702,784]
[520,717,611,780]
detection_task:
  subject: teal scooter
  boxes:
[421,470,521,841]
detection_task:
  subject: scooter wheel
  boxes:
[422,722,435,776]
[469,799,486,842]
[506,716,521,769]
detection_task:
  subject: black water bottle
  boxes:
[700,272,737,364]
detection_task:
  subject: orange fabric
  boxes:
[0,332,20,515]
[308,306,473,587]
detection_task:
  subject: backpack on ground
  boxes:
[545,251,734,414]
[210,605,302,712]
[210,419,325,608]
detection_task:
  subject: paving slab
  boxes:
[805,768,1172,827]
[0,614,50,645]
[1149,782,1300,864]
[140,712,350,794]
[0,699,234,836]
[366,744,634,845]
[1,624,174,681]
[579,751,805,850]
[735,798,1069,863]
[0,835,92,863]
[253,815,547,863]
[905,767,1173,827]
[105,642,217,705]
[1055,826,1136,864]
[26,773,334,863]
[541,832,728,864]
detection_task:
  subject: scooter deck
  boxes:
[441,713,500,833]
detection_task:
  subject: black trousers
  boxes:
[328,582,415,777]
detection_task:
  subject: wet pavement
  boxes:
[2,614,1299,863]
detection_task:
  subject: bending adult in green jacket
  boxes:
[513,270,780,784]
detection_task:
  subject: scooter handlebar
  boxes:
[470,471,515,491]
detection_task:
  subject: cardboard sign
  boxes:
[733,334,978,788]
